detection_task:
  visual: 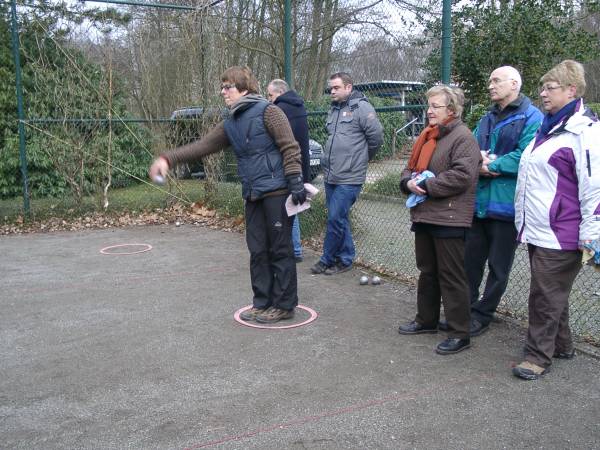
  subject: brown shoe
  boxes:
[256,307,295,324]
[512,361,547,380]
[239,307,267,321]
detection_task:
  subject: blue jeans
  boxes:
[320,183,362,267]
[292,215,302,257]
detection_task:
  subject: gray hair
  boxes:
[268,79,289,95]
[426,84,465,118]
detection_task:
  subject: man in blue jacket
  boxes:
[442,66,543,335]
[311,72,384,275]
[267,79,310,262]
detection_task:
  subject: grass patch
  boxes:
[0,180,205,223]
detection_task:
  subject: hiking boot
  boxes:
[311,261,330,274]
[255,307,295,324]
[324,261,352,275]
[239,307,267,322]
[512,361,548,380]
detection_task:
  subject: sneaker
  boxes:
[295,255,303,263]
[553,349,576,359]
[324,261,352,275]
[470,319,490,337]
[311,261,330,274]
[239,307,267,321]
[255,307,295,324]
[512,361,548,380]
[398,320,438,335]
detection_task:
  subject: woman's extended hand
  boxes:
[149,157,169,181]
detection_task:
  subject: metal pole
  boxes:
[10,0,30,216]
[283,0,292,87]
[441,0,452,84]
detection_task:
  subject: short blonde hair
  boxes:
[541,60,586,97]
[427,84,465,118]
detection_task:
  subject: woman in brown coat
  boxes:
[398,85,481,355]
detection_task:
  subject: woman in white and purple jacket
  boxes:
[513,60,600,380]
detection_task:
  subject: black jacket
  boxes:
[274,90,310,182]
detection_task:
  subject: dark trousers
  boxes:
[245,195,298,311]
[465,218,518,325]
[525,245,581,368]
[414,231,471,339]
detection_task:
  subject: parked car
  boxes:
[308,138,323,181]
[167,107,226,179]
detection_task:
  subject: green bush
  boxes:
[588,103,600,117]
[464,104,488,130]
[299,192,327,238]
[362,173,401,197]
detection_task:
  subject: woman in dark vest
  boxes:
[149,66,306,324]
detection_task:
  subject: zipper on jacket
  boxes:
[326,108,341,184]
[586,149,591,177]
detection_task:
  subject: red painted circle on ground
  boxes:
[100,243,153,255]
[234,305,318,329]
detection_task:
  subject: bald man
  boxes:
[440,66,543,336]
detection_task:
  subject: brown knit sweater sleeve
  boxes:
[161,121,230,168]
[264,105,302,176]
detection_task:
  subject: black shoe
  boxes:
[311,261,330,274]
[553,349,576,359]
[435,338,471,355]
[398,320,438,335]
[470,319,490,337]
[324,261,352,275]
[295,256,303,263]
[438,319,449,331]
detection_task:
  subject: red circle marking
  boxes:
[234,305,318,329]
[100,243,153,255]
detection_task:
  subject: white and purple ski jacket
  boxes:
[515,99,600,250]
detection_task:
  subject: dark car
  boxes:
[167,107,226,179]
[308,138,323,181]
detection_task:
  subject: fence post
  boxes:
[284,0,292,88]
[10,0,30,216]
[441,0,452,83]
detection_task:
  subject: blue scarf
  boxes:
[536,98,579,142]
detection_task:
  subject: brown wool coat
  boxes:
[400,119,481,227]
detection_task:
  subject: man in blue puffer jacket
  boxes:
[441,66,543,336]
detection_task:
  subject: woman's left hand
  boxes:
[407,178,427,195]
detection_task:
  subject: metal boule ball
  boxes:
[371,275,381,285]
[175,221,181,227]
[359,275,369,285]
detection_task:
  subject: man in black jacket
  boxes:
[267,79,311,262]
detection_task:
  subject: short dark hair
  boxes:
[221,66,259,94]
[329,72,353,87]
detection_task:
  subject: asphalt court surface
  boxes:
[2,224,600,449]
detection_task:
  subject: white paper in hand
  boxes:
[286,183,319,217]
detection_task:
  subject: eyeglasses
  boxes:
[539,84,562,94]
[221,83,236,91]
[428,104,448,110]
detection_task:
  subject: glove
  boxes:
[286,174,306,205]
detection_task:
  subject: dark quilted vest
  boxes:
[224,101,287,200]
